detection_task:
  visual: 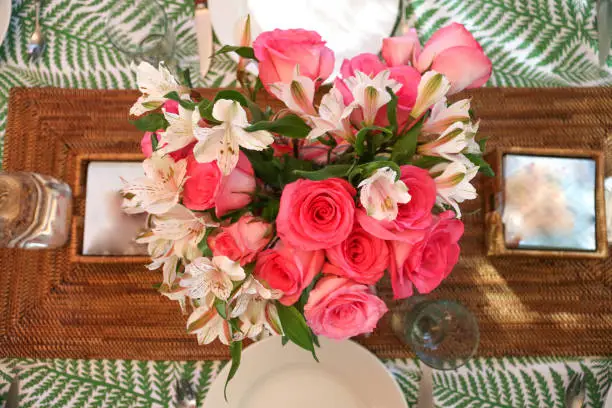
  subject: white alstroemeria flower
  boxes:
[430,161,478,218]
[345,70,402,126]
[121,155,187,215]
[422,97,471,134]
[410,71,451,119]
[234,299,283,341]
[130,61,188,116]
[307,87,354,141]
[270,67,317,116]
[180,256,246,301]
[187,300,231,345]
[462,121,481,155]
[358,167,411,222]
[142,204,219,260]
[418,121,470,160]
[156,104,198,156]
[230,276,282,319]
[193,99,274,175]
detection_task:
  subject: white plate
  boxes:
[204,336,407,408]
[208,0,398,80]
[0,0,11,47]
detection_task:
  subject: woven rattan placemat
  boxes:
[1,87,610,361]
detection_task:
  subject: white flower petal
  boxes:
[213,256,246,281]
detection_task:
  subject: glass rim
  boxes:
[104,0,170,56]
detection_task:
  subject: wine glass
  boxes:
[391,296,479,370]
[105,0,176,67]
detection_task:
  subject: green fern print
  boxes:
[0,357,609,407]
[0,0,611,406]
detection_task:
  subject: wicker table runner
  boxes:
[0,87,610,361]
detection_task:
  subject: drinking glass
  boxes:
[391,296,479,370]
[105,0,176,67]
[0,172,72,249]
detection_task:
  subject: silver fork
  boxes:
[564,372,587,408]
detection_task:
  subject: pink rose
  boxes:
[304,276,388,340]
[323,222,388,284]
[182,151,255,216]
[163,99,179,115]
[255,240,325,306]
[277,178,356,250]
[299,138,351,165]
[182,153,222,211]
[215,151,256,217]
[388,210,464,299]
[253,29,335,90]
[208,215,272,265]
[340,53,386,78]
[169,141,196,162]
[382,28,421,67]
[358,165,437,241]
[414,23,491,94]
[141,132,155,158]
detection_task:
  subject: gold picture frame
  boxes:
[483,147,608,259]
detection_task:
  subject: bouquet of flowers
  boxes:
[123,20,492,390]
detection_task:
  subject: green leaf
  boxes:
[197,99,221,125]
[261,198,280,222]
[215,45,256,60]
[214,89,249,107]
[281,336,289,346]
[391,119,423,164]
[214,299,228,320]
[246,114,311,138]
[386,87,399,133]
[224,341,243,401]
[150,132,159,151]
[293,164,352,181]
[276,304,318,361]
[411,156,449,169]
[464,153,495,177]
[477,137,489,154]
[241,149,282,188]
[197,228,215,257]
[163,91,196,110]
[282,156,314,184]
[130,113,169,132]
[180,68,193,89]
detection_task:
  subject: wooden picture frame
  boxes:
[483,147,608,259]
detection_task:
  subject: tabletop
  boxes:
[0,0,610,407]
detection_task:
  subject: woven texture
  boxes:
[0,87,611,362]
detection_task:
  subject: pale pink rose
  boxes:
[253,29,335,90]
[215,151,256,217]
[304,276,388,340]
[255,240,325,306]
[323,222,389,284]
[388,210,463,299]
[276,178,356,250]
[182,153,222,211]
[208,215,272,266]
[358,165,437,241]
[141,132,155,158]
[415,23,491,94]
[382,28,421,67]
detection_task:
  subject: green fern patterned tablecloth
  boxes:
[0,0,610,407]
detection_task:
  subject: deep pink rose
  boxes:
[182,151,255,215]
[388,210,464,299]
[215,151,256,217]
[169,141,196,161]
[382,28,421,67]
[163,99,179,115]
[323,222,388,284]
[208,215,272,266]
[304,276,388,340]
[141,132,155,158]
[255,240,325,306]
[182,153,222,211]
[253,29,335,90]
[414,23,491,94]
[277,178,356,251]
[358,165,437,241]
